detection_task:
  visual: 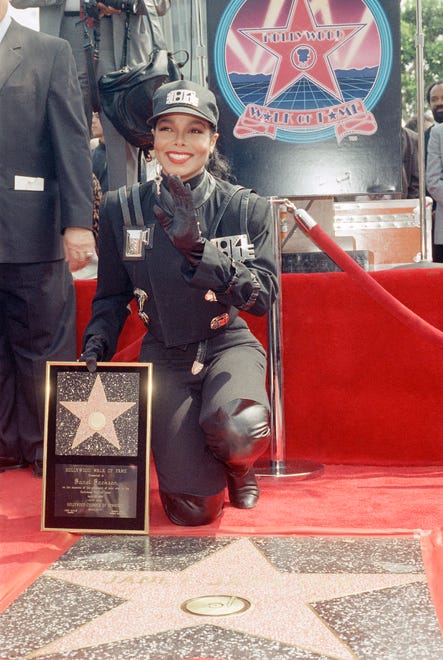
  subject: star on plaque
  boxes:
[60,375,136,450]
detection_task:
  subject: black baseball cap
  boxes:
[149,80,219,129]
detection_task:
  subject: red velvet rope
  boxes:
[292,211,443,351]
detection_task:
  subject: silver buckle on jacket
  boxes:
[210,313,229,330]
[134,288,149,326]
[191,340,207,375]
[124,225,154,260]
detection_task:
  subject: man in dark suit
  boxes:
[0,0,95,475]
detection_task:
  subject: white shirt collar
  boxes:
[0,6,12,44]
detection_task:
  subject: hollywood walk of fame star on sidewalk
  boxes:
[30,538,425,659]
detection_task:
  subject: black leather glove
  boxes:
[80,335,107,373]
[153,174,205,266]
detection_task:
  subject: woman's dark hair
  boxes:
[207,146,237,183]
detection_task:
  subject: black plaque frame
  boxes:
[42,362,152,534]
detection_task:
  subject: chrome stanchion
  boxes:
[255,199,324,479]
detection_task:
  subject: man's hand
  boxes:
[96,2,121,17]
[153,175,204,266]
[64,227,96,273]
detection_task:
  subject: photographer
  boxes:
[11,0,171,190]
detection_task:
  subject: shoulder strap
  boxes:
[209,184,250,239]
[118,186,131,227]
[118,183,144,227]
[131,183,144,225]
[239,187,251,236]
[81,20,101,112]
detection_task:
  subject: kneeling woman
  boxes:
[82,80,278,526]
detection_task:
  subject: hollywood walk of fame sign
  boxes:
[207,0,401,197]
[42,362,152,534]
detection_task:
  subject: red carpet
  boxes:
[0,471,78,613]
[2,463,443,613]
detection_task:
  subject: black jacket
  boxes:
[84,170,278,355]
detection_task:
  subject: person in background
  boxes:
[81,80,278,526]
[425,121,443,262]
[426,81,443,130]
[91,173,101,243]
[404,110,434,133]
[401,126,420,199]
[0,0,95,476]
[11,0,172,190]
[424,80,443,170]
[91,112,109,194]
[423,81,443,261]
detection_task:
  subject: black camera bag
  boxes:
[99,51,182,151]
[95,4,186,152]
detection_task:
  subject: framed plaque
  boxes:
[42,362,152,534]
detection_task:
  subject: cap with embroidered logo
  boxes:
[149,80,219,129]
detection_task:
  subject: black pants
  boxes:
[0,260,77,462]
[432,243,443,263]
[140,324,269,497]
[60,16,92,131]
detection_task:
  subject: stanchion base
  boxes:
[254,459,325,480]
[393,260,443,269]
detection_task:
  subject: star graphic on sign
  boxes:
[241,0,364,104]
[60,375,136,450]
[39,538,425,658]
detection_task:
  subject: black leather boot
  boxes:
[226,466,259,509]
[160,490,225,526]
[201,398,269,510]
